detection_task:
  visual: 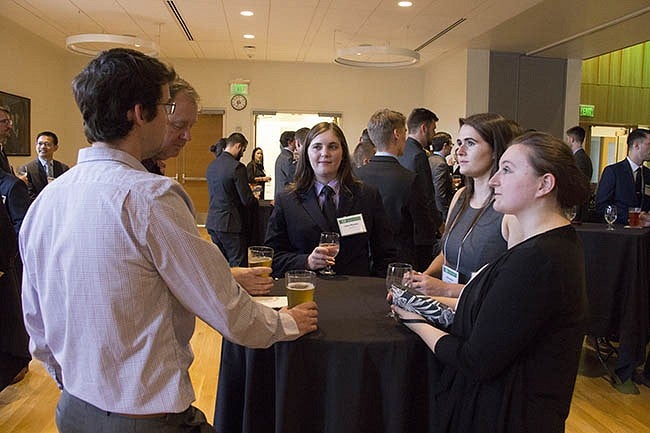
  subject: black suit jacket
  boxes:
[205,152,259,233]
[265,181,398,278]
[18,158,69,199]
[0,170,31,234]
[396,137,442,239]
[595,159,650,224]
[574,148,593,181]
[274,148,296,198]
[356,155,436,265]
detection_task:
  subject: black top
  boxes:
[434,225,586,433]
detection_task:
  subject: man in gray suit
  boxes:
[428,132,454,221]
[274,130,296,198]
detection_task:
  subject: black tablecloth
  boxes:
[575,223,650,370]
[214,276,440,433]
[249,199,273,246]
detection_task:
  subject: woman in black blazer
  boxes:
[265,122,397,278]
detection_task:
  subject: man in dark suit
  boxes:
[357,109,434,267]
[18,131,69,199]
[397,108,442,270]
[428,132,454,221]
[0,168,31,234]
[274,130,296,198]
[595,128,650,225]
[206,133,259,266]
[566,126,593,221]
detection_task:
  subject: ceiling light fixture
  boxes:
[66,34,159,57]
[243,34,255,39]
[398,1,413,7]
[240,10,254,16]
[334,45,419,68]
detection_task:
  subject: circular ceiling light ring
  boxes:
[334,46,420,68]
[66,34,160,57]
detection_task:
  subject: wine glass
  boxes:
[385,263,414,318]
[565,205,577,222]
[319,232,340,276]
[604,205,617,230]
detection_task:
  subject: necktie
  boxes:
[46,161,54,178]
[322,185,338,232]
[635,168,643,207]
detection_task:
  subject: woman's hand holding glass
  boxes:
[307,245,337,271]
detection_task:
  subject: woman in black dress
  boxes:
[246,147,271,198]
[394,132,590,433]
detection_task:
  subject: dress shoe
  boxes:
[632,371,650,388]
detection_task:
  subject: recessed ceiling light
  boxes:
[398,1,413,7]
[243,34,255,39]
[240,10,254,16]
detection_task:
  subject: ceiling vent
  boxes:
[165,0,194,41]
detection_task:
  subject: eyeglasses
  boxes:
[0,119,13,126]
[158,102,176,115]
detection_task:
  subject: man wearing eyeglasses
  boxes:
[0,106,14,174]
[141,77,199,175]
[19,48,317,433]
[17,131,69,199]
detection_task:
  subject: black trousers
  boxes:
[208,229,247,267]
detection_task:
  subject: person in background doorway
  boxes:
[274,130,296,198]
[429,132,454,221]
[246,147,271,198]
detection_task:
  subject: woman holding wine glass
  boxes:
[394,132,591,433]
[265,122,397,278]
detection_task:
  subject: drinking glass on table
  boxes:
[386,262,414,318]
[248,246,274,277]
[319,232,340,276]
[604,205,617,231]
[286,270,316,308]
[628,207,641,228]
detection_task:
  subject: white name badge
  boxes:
[337,213,367,237]
[442,264,459,284]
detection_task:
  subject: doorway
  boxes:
[254,112,340,200]
[165,111,223,216]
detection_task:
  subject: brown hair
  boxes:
[514,131,590,208]
[292,122,356,194]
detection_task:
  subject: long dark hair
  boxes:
[210,132,248,157]
[455,113,516,216]
[250,146,264,165]
[292,122,356,194]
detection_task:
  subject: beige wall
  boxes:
[170,58,425,159]
[423,48,476,138]
[0,16,85,169]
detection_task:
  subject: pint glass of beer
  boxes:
[248,246,274,277]
[286,270,316,308]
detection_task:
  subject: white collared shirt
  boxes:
[20,146,299,414]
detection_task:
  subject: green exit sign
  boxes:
[230,83,248,95]
[579,104,595,117]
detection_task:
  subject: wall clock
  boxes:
[230,94,248,111]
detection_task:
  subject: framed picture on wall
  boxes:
[0,90,31,156]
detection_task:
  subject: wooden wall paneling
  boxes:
[580,84,609,124]
[609,50,622,86]
[597,53,610,85]
[620,44,644,87]
[582,57,599,84]
[643,42,650,88]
